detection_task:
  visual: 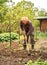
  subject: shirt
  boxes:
[20,21,34,36]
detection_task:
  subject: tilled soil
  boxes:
[0,48,47,65]
[0,39,47,65]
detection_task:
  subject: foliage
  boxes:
[0,0,8,4]
[38,9,46,16]
[12,0,35,29]
[0,0,35,33]
[0,32,19,42]
[0,0,47,33]
[25,60,47,65]
[0,4,9,22]
[0,31,47,42]
[34,32,47,38]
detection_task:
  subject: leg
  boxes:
[23,35,28,50]
[30,34,35,50]
[27,35,29,43]
[27,35,31,56]
[23,39,26,50]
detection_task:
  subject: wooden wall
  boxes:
[40,19,47,32]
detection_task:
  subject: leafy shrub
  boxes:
[0,32,19,42]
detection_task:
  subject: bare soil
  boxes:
[0,39,47,65]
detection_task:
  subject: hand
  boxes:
[24,35,27,40]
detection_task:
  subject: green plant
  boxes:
[25,60,47,65]
[0,32,19,42]
[34,32,47,38]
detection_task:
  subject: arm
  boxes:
[20,21,24,31]
[20,21,25,35]
[27,22,34,36]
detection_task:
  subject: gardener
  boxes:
[20,16,35,52]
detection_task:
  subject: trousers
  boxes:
[23,33,35,49]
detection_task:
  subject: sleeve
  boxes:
[20,21,24,31]
[27,22,34,36]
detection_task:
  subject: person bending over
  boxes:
[20,16,35,51]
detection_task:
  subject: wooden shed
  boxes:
[34,16,47,32]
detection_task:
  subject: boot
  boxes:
[28,50,31,56]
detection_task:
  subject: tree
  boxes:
[45,12,47,16]
[13,0,35,30]
[38,8,46,16]
[0,0,8,4]
[14,0,34,19]
[0,3,10,32]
